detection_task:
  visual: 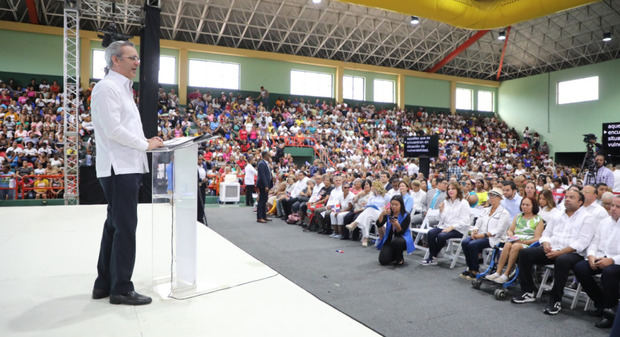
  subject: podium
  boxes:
[149,136,209,298]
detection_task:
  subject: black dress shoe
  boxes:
[595,317,614,329]
[92,288,109,299]
[109,291,152,305]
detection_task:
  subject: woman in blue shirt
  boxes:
[376,195,415,265]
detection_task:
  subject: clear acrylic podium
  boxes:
[150,138,202,298]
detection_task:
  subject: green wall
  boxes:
[0,30,63,76]
[498,58,620,155]
[188,51,335,96]
[404,76,450,108]
[343,69,396,102]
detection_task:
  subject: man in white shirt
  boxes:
[582,185,609,222]
[512,190,596,316]
[282,171,309,218]
[244,157,257,206]
[329,182,355,239]
[318,175,343,234]
[91,41,163,306]
[410,180,427,215]
[573,195,620,329]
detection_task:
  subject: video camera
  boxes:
[583,133,597,144]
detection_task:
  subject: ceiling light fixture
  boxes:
[410,16,420,25]
[602,32,612,42]
[498,31,506,41]
[312,0,321,4]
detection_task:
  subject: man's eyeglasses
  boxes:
[121,56,140,62]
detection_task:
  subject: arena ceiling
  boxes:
[1,0,619,80]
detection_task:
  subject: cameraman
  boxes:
[594,154,614,188]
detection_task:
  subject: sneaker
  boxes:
[420,259,437,266]
[459,271,471,280]
[329,233,337,238]
[543,301,562,315]
[485,272,500,281]
[511,292,536,304]
[494,274,509,284]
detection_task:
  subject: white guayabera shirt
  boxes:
[91,70,149,178]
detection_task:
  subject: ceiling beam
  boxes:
[344,17,386,62]
[235,0,261,48]
[25,0,38,24]
[193,1,210,43]
[427,30,489,73]
[275,5,307,52]
[215,0,236,45]
[311,11,348,57]
[294,7,331,54]
[496,26,511,80]
[171,0,184,39]
[256,1,285,49]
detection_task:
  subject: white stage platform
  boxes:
[0,205,379,337]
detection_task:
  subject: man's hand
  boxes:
[442,226,454,233]
[588,256,598,270]
[595,257,614,269]
[545,250,562,259]
[542,242,552,253]
[147,137,164,150]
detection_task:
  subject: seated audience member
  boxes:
[290,179,314,220]
[501,180,523,220]
[411,178,447,227]
[537,189,561,225]
[463,179,479,207]
[376,195,414,266]
[33,174,49,199]
[600,191,614,215]
[346,180,388,247]
[397,180,414,214]
[511,190,596,316]
[551,177,566,205]
[317,175,343,235]
[410,180,427,216]
[475,179,488,207]
[460,187,511,280]
[485,196,544,283]
[329,182,355,239]
[582,185,610,223]
[305,176,333,231]
[282,170,309,219]
[421,182,470,266]
[341,179,372,240]
[572,195,620,329]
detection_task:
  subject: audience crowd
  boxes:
[2,78,620,332]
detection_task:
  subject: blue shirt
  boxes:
[501,193,523,220]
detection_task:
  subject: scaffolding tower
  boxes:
[62,1,80,205]
[62,0,145,205]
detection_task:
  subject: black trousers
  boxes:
[573,260,620,309]
[257,188,268,220]
[427,227,462,258]
[245,184,254,206]
[379,236,407,265]
[517,246,583,302]
[94,171,142,295]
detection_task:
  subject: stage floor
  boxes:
[0,205,379,337]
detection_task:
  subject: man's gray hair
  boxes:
[104,40,134,75]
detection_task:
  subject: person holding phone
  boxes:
[486,196,544,284]
[376,195,414,266]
